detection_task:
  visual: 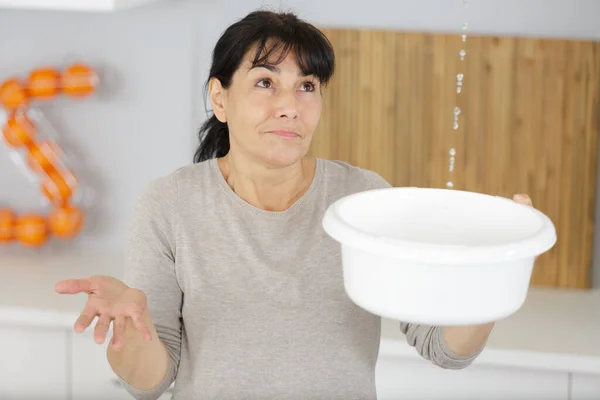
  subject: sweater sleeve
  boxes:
[115,174,183,400]
[360,168,484,369]
[400,323,484,369]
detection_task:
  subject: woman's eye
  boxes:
[256,79,272,89]
[301,82,316,92]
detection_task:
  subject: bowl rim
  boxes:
[322,187,557,264]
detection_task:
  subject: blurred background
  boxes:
[1,0,598,289]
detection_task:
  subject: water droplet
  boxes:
[453,121,459,130]
[462,34,467,42]
[449,148,456,156]
[456,86,462,94]
[446,181,454,188]
[450,156,455,164]
[449,164,454,172]
[454,107,461,116]
[459,49,466,60]
[462,22,468,30]
[457,73,464,81]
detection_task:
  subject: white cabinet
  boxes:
[0,320,593,400]
[71,329,173,400]
[571,373,600,400]
[0,325,68,400]
[375,353,570,400]
[71,330,132,400]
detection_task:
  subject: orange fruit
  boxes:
[49,205,84,239]
[61,63,97,97]
[2,112,36,148]
[0,209,15,242]
[27,67,60,99]
[15,214,48,247]
[0,78,28,111]
[41,167,76,206]
[27,140,60,173]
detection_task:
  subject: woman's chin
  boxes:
[261,146,308,168]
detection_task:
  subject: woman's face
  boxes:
[210,47,323,168]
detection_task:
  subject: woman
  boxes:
[55,9,533,400]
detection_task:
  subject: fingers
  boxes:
[55,278,93,295]
[74,303,97,333]
[111,301,153,342]
[76,303,151,345]
[513,193,533,207]
[94,314,112,344]
[130,309,153,342]
[111,315,127,350]
[514,194,538,261]
[69,290,152,345]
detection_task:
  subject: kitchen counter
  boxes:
[0,249,124,328]
[1,250,599,375]
[381,287,600,375]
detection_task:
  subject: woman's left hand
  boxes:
[512,193,533,207]
[512,193,538,260]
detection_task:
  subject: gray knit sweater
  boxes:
[118,158,481,400]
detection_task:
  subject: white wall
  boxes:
[0,0,599,285]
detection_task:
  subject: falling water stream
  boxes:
[446,0,469,189]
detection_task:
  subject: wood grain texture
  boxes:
[310,29,600,289]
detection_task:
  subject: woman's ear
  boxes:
[208,77,227,123]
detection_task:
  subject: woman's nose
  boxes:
[273,89,298,120]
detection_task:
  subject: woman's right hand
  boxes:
[54,275,153,350]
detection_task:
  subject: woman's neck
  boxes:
[218,153,316,212]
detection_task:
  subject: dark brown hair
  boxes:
[193,10,336,163]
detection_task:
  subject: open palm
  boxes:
[54,275,152,349]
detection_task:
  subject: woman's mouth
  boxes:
[267,130,300,139]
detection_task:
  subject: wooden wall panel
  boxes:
[311,29,600,289]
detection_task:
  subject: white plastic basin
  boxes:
[322,187,557,326]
